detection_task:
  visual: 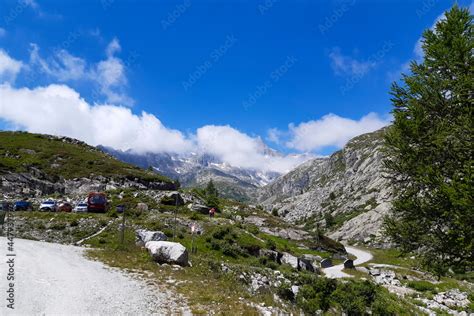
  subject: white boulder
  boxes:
[145,241,189,267]
[136,229,167,247]
[281,252,298,269]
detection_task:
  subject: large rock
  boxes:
[136,229,167,247]
[433,289,470,308]
[343,259,354,269]
[145,241,189,266]
[260,249,281,263]
[281,252,298,269]
[188,204,209,214]
[301,254,323,262]
[298,257,315,272]
[320,258,332,268]
[161,192,184,206]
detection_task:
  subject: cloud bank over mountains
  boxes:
[0,41,389,173]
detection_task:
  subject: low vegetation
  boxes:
[0,131,172,183]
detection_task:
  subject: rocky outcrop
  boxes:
[281,252,299,269]
[135,229,167,247]
[145,241,189,266]
[257,128,393,243]
[0,170,176,200]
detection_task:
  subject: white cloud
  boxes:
[0,28,6,38]
[106,37,121,57]
[267,128,283,144]
[285,112,390,152]
[29,44,86,81]
[23,0,39,9]
[0,50,23,83]
[0,83,308,173]
[93,39,133,105]
[0,83,192,154]
[329,47,376,77]
[27,38,133,106]
[195,125,309,172]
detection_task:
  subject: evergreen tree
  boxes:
[205,179,219,198]
[205,180,220,210]
[383,5,473,276]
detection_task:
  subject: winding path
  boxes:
[323,246,373,278]
[0,237,190,315]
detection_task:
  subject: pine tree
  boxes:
[205,179,219,198]
[205,180,220,210]
[383,5,473,277]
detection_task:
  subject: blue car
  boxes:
[13,201,32,211]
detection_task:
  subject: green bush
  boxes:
[292,276,410,315]
[50,222,66,230]
[407,280,437,292]
[189,212,202,221]
[266,239,277,251]
[70,219,79,227]
[331,280,376,315]
[277,284,295,301]
[221,243,243,258]
[296,276,337,312]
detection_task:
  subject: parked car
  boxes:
[73,202,88,213]
[14,201,32,211]
[39,200,57,212]
[87,192,108,213]
[58,202,72,212]
[0,202,11,212]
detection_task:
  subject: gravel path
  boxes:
[0,237,190,315]
[323,246,373,278]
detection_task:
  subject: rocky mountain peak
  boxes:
[257,127,393,244]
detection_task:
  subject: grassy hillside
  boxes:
[0,131,173,183]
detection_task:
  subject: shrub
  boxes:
[212,226,235,240]
[265,261,278,270]
[331,280,377,315]
[266,239,277,251]
[70,219,79,227]
[162,228,174,238]
[277,284,295,301]
[324,213,335,228]
[189,212,202,221]
[296,276,337,312]
[50,222,66,230]
[221,244,243,258]
[407,280,437,292]
[272,209,279,217]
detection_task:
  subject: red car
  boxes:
[87,192,108,213]
[58,202,73,212]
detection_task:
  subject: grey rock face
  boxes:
[145,241,189,267]
[0,169,176,201]
[281,252,299,269]
[99,146,293,201]
[136,229,167,247]
[257,128,393,242]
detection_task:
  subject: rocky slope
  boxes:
[257,128,393,243]
[99,147,286,201]
[0,131,176,199]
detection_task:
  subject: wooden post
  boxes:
[173,193,178,241]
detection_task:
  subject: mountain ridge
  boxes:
[257,127,393,244]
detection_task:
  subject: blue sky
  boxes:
[0,0,472,172]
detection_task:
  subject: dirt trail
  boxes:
[323,246,373,278]
[0,237,190,315]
